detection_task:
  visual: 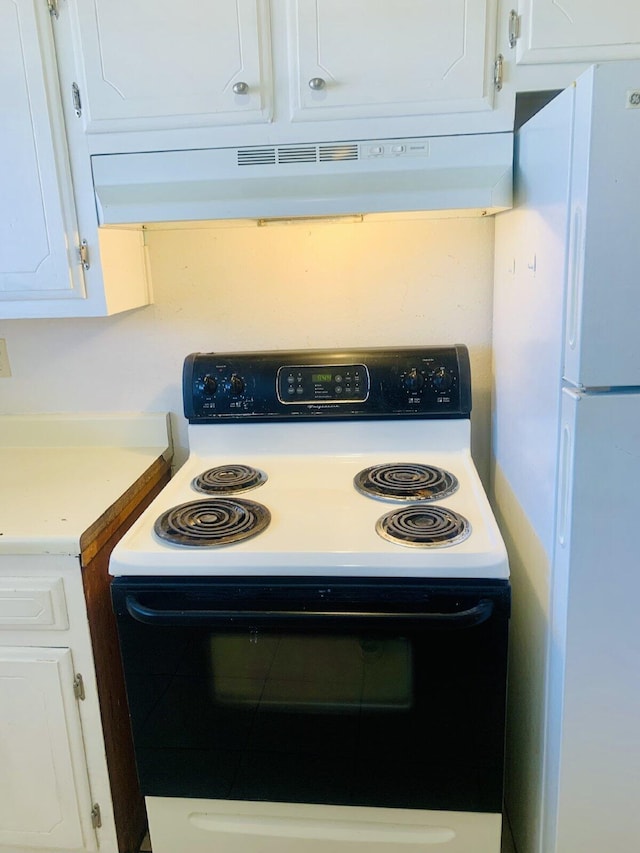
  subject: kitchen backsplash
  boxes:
[0,216,494,481]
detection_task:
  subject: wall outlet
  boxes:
[0,339,12,378]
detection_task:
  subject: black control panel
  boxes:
[183,346,471,423]
[276,363,370,404]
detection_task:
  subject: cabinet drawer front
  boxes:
[146,798,502,853]
[0,577,68,630]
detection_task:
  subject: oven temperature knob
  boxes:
[226,374,245,396]
[430,367,453,392]
[202,374,218,394]
[403,368,424,393]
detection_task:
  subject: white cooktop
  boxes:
[110,421,508,579]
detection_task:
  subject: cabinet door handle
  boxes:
[232,81,249,95]
[308,77,326,90]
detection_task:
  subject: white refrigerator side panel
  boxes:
[545,389,640,852]
[564,60,640,388]
[492,87,574,853]
[493,86,573,559]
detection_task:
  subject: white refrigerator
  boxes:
[492,61,640,853]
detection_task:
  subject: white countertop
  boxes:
[0,414,172,556]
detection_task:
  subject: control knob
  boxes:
[226,374,245,396]
[403,368,424,393]
[430,367,453,392]
[202,375,218,394]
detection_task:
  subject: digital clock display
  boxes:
[312,373,333,382]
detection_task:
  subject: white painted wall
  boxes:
[0,216,495,478]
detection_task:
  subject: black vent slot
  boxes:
[237,147,277,166]
[277,146,318,164]
[319,143,359,162]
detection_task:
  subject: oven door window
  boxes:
[209,633,412,712]
[113,579,509,813]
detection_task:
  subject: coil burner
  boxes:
[376,505,471,548]
[354,463,459,502]
[154,498,271,547]
[192,464,267,494]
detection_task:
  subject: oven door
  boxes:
[112,576,509,814]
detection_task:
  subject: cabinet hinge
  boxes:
[47,0,59,19]
[508,9,521,48]
[494,54,504,92]
[73,672,85,701]
[71,82,82,118]
[91,803,102,829]
[78,240,90,271]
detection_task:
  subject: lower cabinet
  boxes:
[0,648,98,851]
[0,565,126,853]
[0,454,171,853]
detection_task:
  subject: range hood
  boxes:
[92,133,513,225]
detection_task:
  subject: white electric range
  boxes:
[110,346,510,853]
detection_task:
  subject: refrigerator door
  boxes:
[545,388,640,852]
[564,60,640,388]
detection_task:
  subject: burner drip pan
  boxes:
[192,464,267,495]
[354,463,458,502]
[376,505,471,548]
[154,498,271,547]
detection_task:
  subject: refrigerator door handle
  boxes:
[566,203,584,352]
[558,423,572,546]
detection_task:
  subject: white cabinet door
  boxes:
[289,0,499,121]
[0,0,150,318]
[514,0,640,64]
[0,0,85,301]
[0,647,96,851]
[70,0,273,133]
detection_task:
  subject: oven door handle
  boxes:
[124,595,494,629]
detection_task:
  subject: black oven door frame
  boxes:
[112,576,510,814]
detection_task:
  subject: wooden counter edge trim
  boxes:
[79,455,171,853]
[79,454,171,567]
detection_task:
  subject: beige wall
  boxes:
[0,215,495,477]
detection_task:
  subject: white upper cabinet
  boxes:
[69,0,273,133]
[60,0,509,152]
[0,0,84,302]
[0,0,151,318]
[512,0,640,65]
[289,0,500,121]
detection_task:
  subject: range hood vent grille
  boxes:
[237,147,277,166]
[319,143,359,162]
[277,145,318,163]
[237,142,360,167]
